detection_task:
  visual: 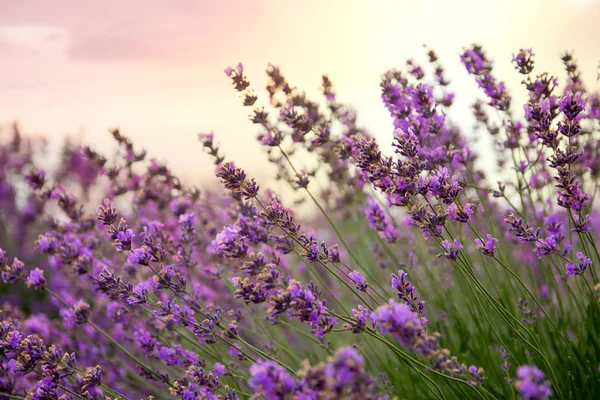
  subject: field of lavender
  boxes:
[1,45,599,399]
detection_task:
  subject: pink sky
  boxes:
[1,0,599,187]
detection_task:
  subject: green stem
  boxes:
[87,320,173,387]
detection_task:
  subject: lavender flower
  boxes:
[512,48,535,75]
[391,270,425,314]
[447,202,474,223]
[349,270,368,292]
[1,256,25,283]
[1,44,599,400]
[565,252,592,277]
[373,300,424,348]
[24,168,46,190]
[297,347,386,398]
[127,246,152,265]
[533,236,558,259]
[475,234,498,256]
[363,197,398,242]
[210,225,248,258]
[224,63,251,92]
[441,239,463,261]
[461,44,511,111]
[514,365,551,400]
[499,346,512,373]
[25,268,46,290]
[249,360,295,398]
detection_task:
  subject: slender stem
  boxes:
[0,393,25,400]
[87,320,173,387]
[255,197,374,309]
[57,384,86,400]
[278,145,390,297]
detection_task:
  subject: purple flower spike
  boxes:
[349,270,368,292]
[515,365,551,400]
[391,270,425,314]
[475,234,498,256]
[224,63,251,92]
[441,238,463,261]
[249,360,295,398]
[512,48,535,75]
[565,252,592,277]
[25,268,46,290]
[127,247,151,266]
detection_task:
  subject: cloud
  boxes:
[0,24,68,57]
[66,34,180,62]
[0,0,265,63]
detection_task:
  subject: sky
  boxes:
[1,0,599,189]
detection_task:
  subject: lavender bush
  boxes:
[1,45,599,400]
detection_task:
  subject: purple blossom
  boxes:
[461,44,511,111]
[0,43,597,400]
[373,300,424,348]
[325,347,364,386]
[533,236,558,259]
[391,270,425,314]
[441,238,463,261]
[134,329,157,355]
[60,308,77,328]
[475,234,498,256]
[24,168,46,190]
[515,365,551,400]
[349,270,368,292]
[558,91,585,122]
[512,48,535,75]
[295,170,310,189]
[25,268,46,290]
[500,346,512,372]
[229,345,244,360]
[127,247,151,265]
[97,198,118,226]
[249,360,295,398]
[571,214,591,233]
[518,298,536,325]
[210,225,248,258]
[72,300,91,325]
[565,252,592,277]
[216,162,259,199]
[447,202,474,223]
[32,376,57,400]
[2,257,25,283]
[349,305,373,333]
[0,248,7,266]
[213,363,226,376]
[114,229,135,252]
[260,128,283,147]
[505,214,540,242]
[363,197,398,243]
[179,213,196,229]
[295,346,384,398]
[224,63,250,92]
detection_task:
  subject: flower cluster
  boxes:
[249,347,388,399]
[2,44,599,399]
[514,365,552,400]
